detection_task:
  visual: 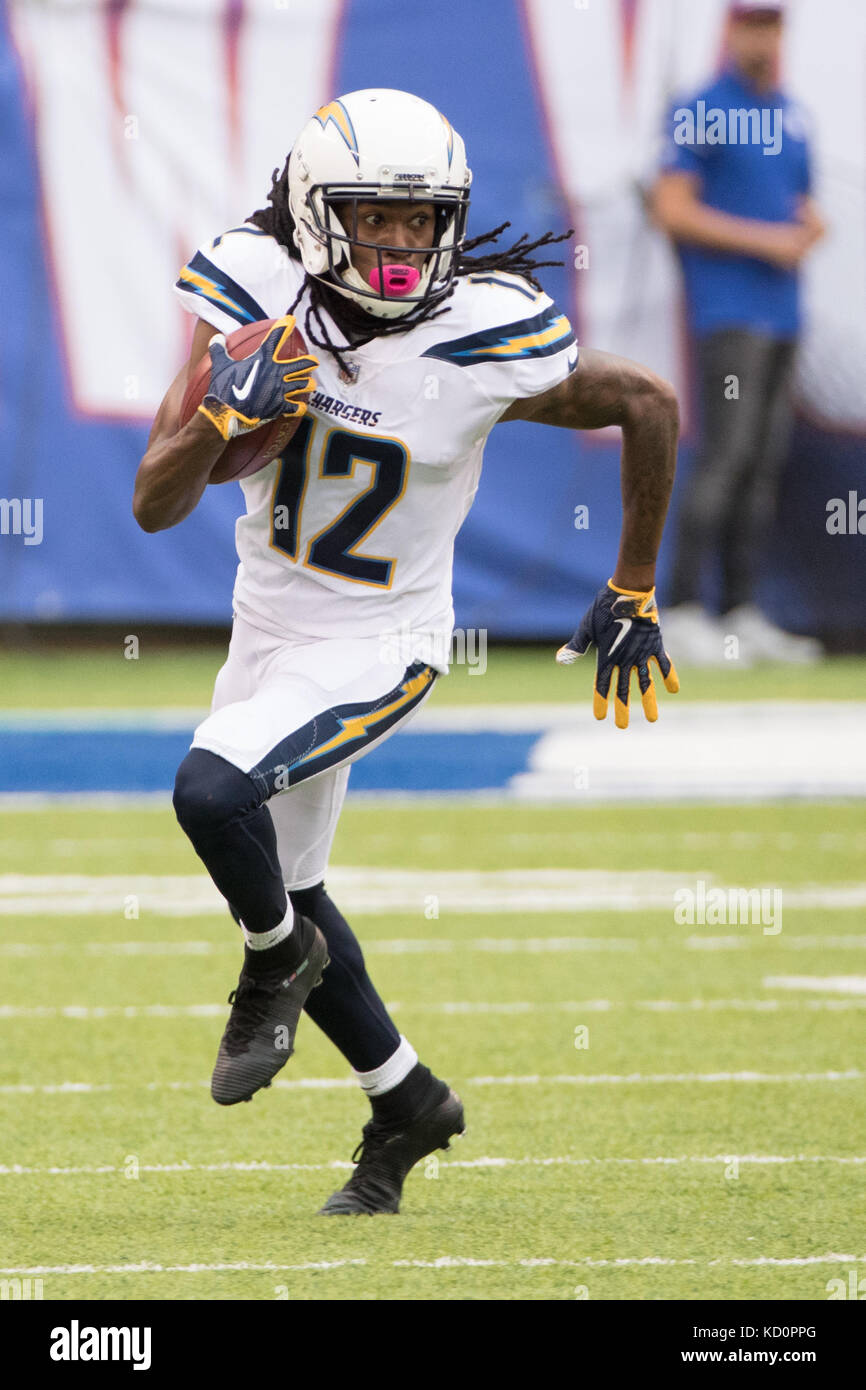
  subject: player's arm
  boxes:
[132,318,228,534]
[133,315,317,533]
[651,170,818,271]
[500,346,677,591]
[500,347,680,727]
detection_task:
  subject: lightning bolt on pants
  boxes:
[172,617,439,1070]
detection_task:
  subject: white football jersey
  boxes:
[175,224,577,671]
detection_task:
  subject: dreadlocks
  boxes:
[248,155,572,376]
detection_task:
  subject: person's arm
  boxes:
[499,347,679,592]
[132,317,229,533]
[796,193,826,248]
[133,315,317,533]
[651,170,819,271]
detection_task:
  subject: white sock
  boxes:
[353,1036,418,1096]
[241,909,294,952]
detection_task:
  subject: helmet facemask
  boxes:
[305,183,470,320]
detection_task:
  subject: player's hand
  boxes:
[556,580,679,729]
[198,315,318,441]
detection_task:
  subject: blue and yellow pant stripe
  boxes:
[248,661,437,797]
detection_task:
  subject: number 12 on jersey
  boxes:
[270,418,410,588]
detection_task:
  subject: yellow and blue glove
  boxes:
[556,580,679,729]
[198,315,318,442]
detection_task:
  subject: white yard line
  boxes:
[3,997,866,1020]
[0,708,208,729]
[686,935,866,951]
[469,1070,864,1085]
[0,794,171,811]
[763,975,866,995]
[0,1252,863,1276]
[2,700,864,732]
[1,1154,864,1179]
[5,935,866,958]
[565,1255,866,1269]
[0,939,642,956]
[3,829,865,852]
[2,870,866,916]
[0,942,221,956]
[2,1069,861,1097]
[0,1260,367,1275]
[0,1004,228,1019]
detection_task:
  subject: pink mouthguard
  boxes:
[368,264,421,297]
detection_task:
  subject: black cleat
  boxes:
[318,1087,465,1215]
[211,920,328,1106]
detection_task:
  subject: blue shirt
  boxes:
[661,69,813,339]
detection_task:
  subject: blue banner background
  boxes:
[0,0,862,639]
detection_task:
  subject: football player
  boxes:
[133,89,679,1215]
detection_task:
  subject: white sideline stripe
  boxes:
[469,1070,864,1085]
[0,868,693,917]
[2,700,864,732]
[0,794,170,811]
[2,1069,861,1097]
[686,935,866,951]
[0,939,641,956]
[1,1153,865,1179]
[0,1004,228,1019]
[5,996,866,1021]
[1,942,221,957]
[0,1079,355,1095]
[5,935,866,959]
[1,1253,864,1276]
[4,830,865,852]
[0,1260,367,1275]
[511,702,866,802]
[366,938,639,953]
[0,708,209,730]
[763,975,866,995]
[2,870,866,916]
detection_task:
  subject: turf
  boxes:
[1,647,864,1301]
[2,797,865,1301]
[1,642,865,708]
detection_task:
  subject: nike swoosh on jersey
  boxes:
[231,360,260,401]
[609,618,632,653]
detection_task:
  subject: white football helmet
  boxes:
[288,89,472,320]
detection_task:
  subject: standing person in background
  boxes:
[652,0,825,665]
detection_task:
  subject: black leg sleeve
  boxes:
[173,748,288,934]
[291,882,401,1073]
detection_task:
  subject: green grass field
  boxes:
[2,641,865,707]
[1,646,865,1301]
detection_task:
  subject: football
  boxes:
[180,317,310,484]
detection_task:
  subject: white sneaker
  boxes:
[660,603,739,667]
[723,605,823,665]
